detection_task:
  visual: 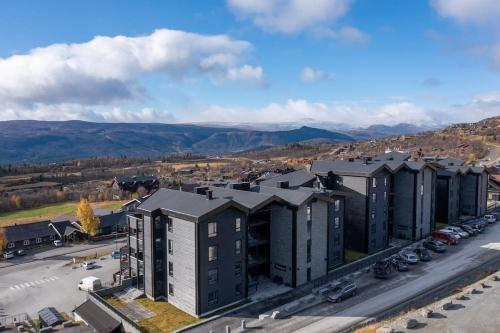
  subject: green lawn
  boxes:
[137,298,199,333]
[0,200,125,227]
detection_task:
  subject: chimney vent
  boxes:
[277,181,289,189]
[206,190,213,200]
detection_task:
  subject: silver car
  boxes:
[327,281,357,303]
[442,226,469,238]
[399,250,419,264]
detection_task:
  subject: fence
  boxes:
[0,313,30,326]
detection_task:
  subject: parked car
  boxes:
[15,249,26,256]
[399,250,419,264]
[111,250,121,259]
[414,248,432,261]
[374,259,394,278]
[457,224,478,236]
[432,230,459,245]
[327,280,357,302]
[423,239,447,253]
[441,226,469,238]
[465,221,485,232]
[439,229,462,240]
[3,251,14,259]
[491,212,499,221]
[78,276,102,291]
[82,261,95,270]
[389,255,409,271]
[53,240,63,247]
[484,214,496,224]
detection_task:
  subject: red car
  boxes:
[432,230,459,245]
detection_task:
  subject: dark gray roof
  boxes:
[434,157,465,167]
[38,307,64,327]
[5,220,58,242]
[251,185,333,206]
[98,211,127,228]
[310,159,389,177]
[259,170,316,188]
[209,187,277,212]
[374,151,410,161]
[114,175,158,183]
[385,160,427,172]
[137,188,248,221]
[74,300,121,333]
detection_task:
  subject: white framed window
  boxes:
[208,245,218,261]
[334,200,340,212]
[235,218,241,232]
[384,191,387,201]
[208,222,217,237]
[235,239,242,255]
[36,237,42,244]
[372,193,377,203]
[306,204,312,222]
[168,239,173,254]
[208,268,218,285]
[23,240,30,246]
[421,184,424,196]
[372,178,377,188]
[49,235,54,240]
[8,242,15,249]
[384,177,387,186]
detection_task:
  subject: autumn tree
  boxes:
[76,198,101,237]
[0,227,7,254]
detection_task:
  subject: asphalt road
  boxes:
[188,219,500,333]
[0,240,126,318]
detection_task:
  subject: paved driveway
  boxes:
[0,242,124,318]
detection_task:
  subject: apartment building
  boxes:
[310,158,391,254]
[459,167,489,217]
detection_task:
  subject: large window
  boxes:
[235,218,241,232]
[36,237,42,244]
[235,262,242,277]
[167,218,173,233]
[208,245,218,261]
[208,222,217,237]
[168,261,173,277]
[23,240,30,246]
[306,204,312,222]
[334,199,340,211]
[168,239,173,254]
[372,178,377,188]
[372,193,377,203]
[208,269,218,285]
[235,239,242,255]
[208,291,218,305]
[306,239,311,263]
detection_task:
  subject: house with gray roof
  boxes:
[459,166,489,217]
[385,161,436,240]
[374,151,411,161]
[311,158,391,254]
[258,169,317,188]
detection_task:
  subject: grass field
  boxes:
[344,249,369,263]
[137,298,199,333]
[0,200,125,227]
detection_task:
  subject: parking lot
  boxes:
[188,215,500,333]
[0,243,123,318]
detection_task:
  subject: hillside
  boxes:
[241,116,500,164]
[0,120,353,164]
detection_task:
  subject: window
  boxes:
[235,283,242,297]
[306,204,312,222]
[334,217,340,229]
[372,193,377,203]
[49,235,54,240]
[371,223,376,234]
[23,240,30,246]
[208,245,218,261]
[334,199,340,212]
[8,242,15,249]
[167,218,173,233]
[235,239,242,255]
[307,220,312,238]
[155,259,163,273]
[208,222,217,237]
[371,212,376,220]
[208,291,218,305]
[307,268,311,282]
[372,178,377,188]
[306,239,311,263]
[208,269,218,285]
[384,177,387,187]
[421,184,424,196]
[168,283,174,296]
[235,218,241,232]
[235,262,242,277]
[384,191,387,201]
[36,237,42,244]
[168,261,173,277]
[168,239,173,254]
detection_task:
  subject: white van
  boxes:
[78,277,102,291]
[484,215,496,224]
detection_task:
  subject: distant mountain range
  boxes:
[0,120,354,164]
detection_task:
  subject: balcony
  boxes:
[248,232,269,247]
[248,254,268,267]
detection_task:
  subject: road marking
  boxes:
[9,276,60,292]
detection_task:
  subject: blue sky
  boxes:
[0,0,499,127]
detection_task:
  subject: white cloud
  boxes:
[227,0,349,34]
[314,26,370,44]
[190,99,438,127]
[300,67,335,82]
[431,0,500,25]
[0,29,262,113]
